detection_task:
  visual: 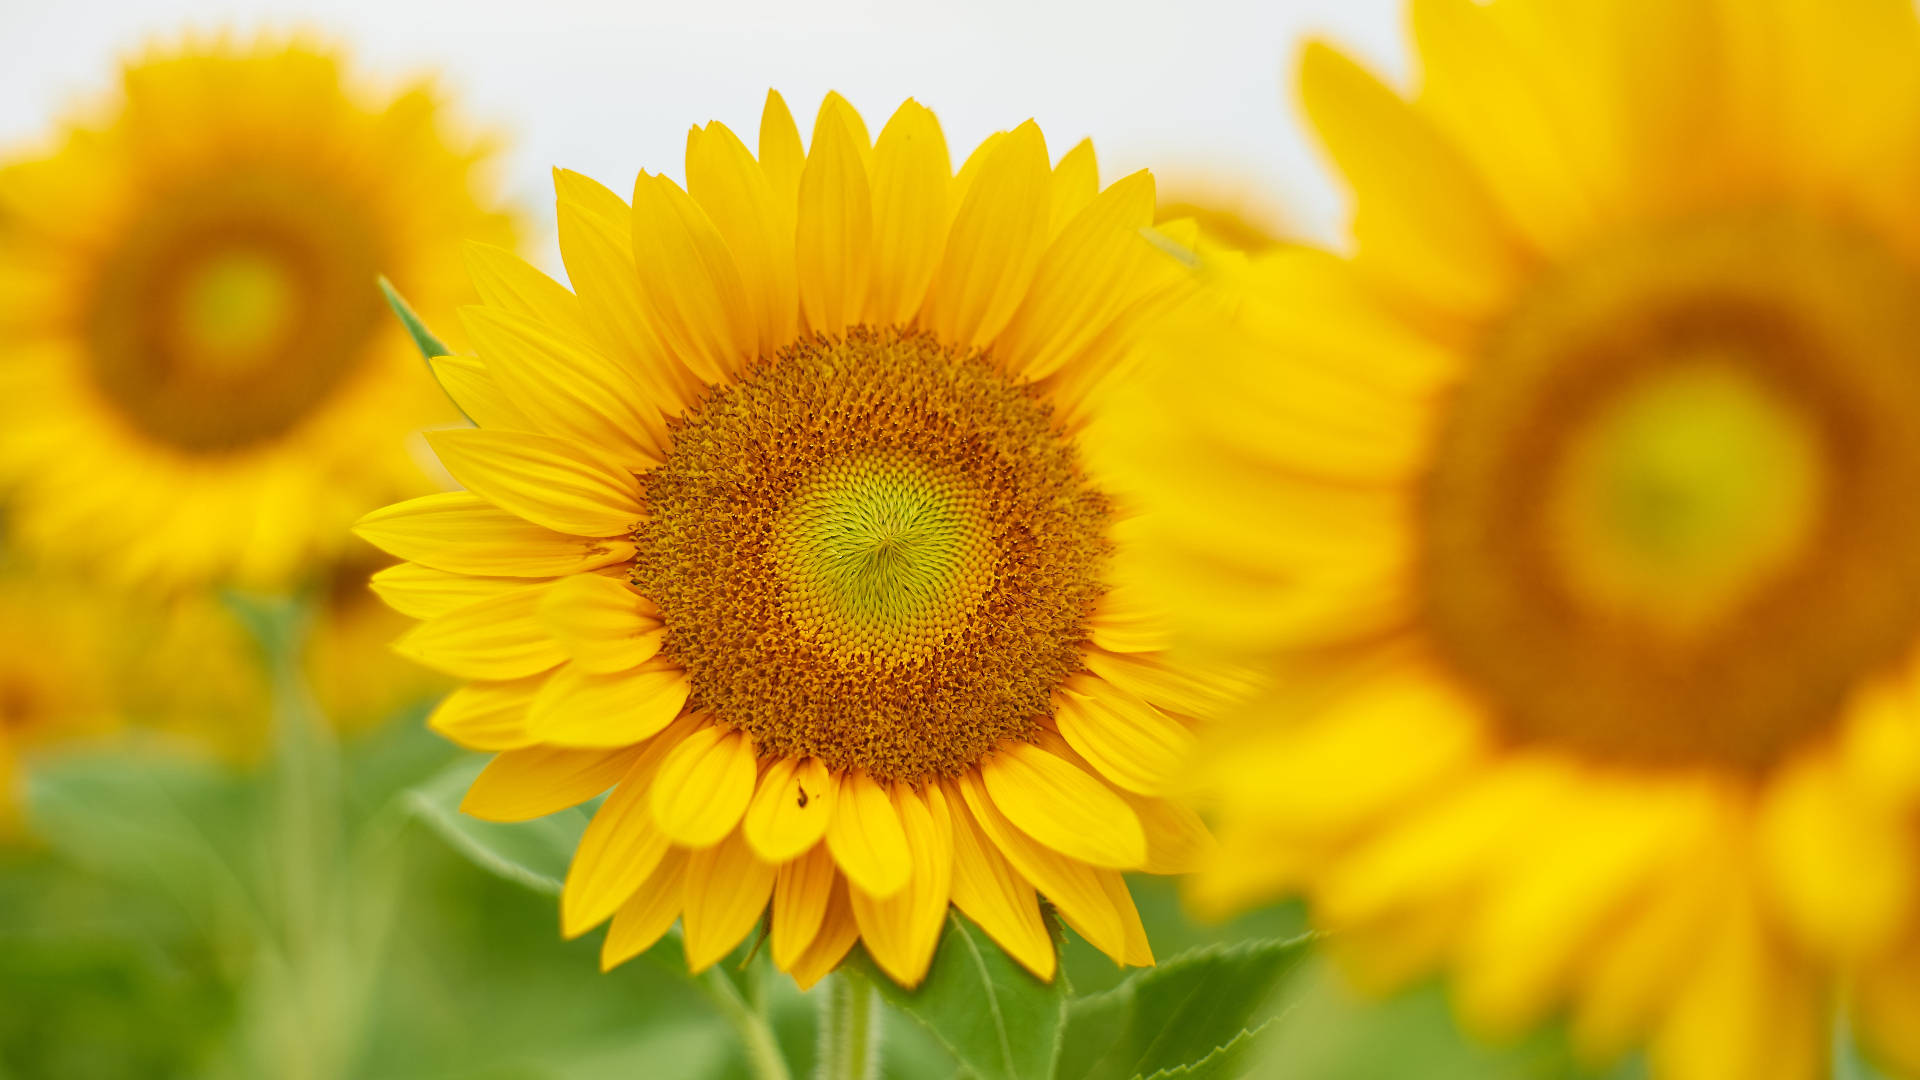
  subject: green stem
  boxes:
[817,970,878,1080]
[696,966,793,1080]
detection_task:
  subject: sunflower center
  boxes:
[1422,211,1920,768]
[631,326,1111,781]
[83,170,386,453]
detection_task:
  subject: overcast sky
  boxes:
[0,0,1410,268]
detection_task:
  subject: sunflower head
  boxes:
[360,90,1243,989]
[1110,1,1920,1077]
[0,37,516,590]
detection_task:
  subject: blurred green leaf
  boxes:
[404,756,588,896]
[1057,934,1313,1080]
[862,913,1066,1080]
[379,276,450,361]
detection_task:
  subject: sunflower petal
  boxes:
[561,718,699,937]
[955,769,1125,962]
[601,849,688,971]
[356,493,634,578]
[630,172,755,383]
[979,741,1146,869]
[826,772,912,898]
[426,675,542,750]
[461,743,643,822]
[849,785,955,987]
[1052,674,1195,796]
[796,99,874,336]
[649,725,756,847]
[687,120,798,356]
[865,99,951,325]
[787,874,861,990]
[393,582,566,680]
[945,784,1056,980]
[369,562,532,621]
[682,830,777,972]
[743,757,837,863]
[771,843,839,969]
[526,663,690,747]
[922,120,1052,347]
[427,429,643,538]
[538,572,664,674]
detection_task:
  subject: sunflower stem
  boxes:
[696,964,792,1080]
[817,970,878,1080]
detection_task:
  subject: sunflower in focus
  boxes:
[0,39,514,590]
[1113,0,1920,1076]
[358,91,1236,988]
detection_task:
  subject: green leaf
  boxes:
[861,912,1067,1080]
[1057,934,1315,1080]
[1139,1022,1278,1080]
[403,755,589,896]
[379,275,450,361]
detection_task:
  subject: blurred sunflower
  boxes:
[1112,0,1920,1076]
[358,91,1238,988]
[0,38,514,591]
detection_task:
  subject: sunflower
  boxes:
[1111,0,1920,1076]
[0,38,515,591]
[357,90,1236,988]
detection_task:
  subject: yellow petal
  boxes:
[682,830,777,972]
[921,120,1051,348]
[813,91,873,166]
[601,849,687,971]
[759,89,805,211]
[687,120,798,355]
[630,172,755,384]
[743,756,837,863]
[460,743,643,823]
[555,175,699,414]
[426,675,542,751]
[1649,881,1821,1080]
[787,875,860,990]
[850,785,954,987]
[795,99,873,337]
[1298,40,1527,315]
[560,719,694,936]
[979,741,1145,869]
[1082,649,1252,721]
[463,240,595,345]
[1758,750,1915,961]
[995,169,1160,382]
[430,355,534,431]
[1123,794,1214,876]
[369,562,533,621]
[1052,674,1195,796]
[955,768,1125,962]
[461,305,668,468]
[771,843,838,970]
[865,99,951,325]
[356,493,635,578]
[393,582,566,680]
[537,572,664,674]
[946,785,1056,980]
[649,725,756,847]
[526,663,690,747]
[426,429,643,538]
[826,771,913,899]
[1083,585,1170,655]
[1094,869,1152,966]
[1048,138,1098,241]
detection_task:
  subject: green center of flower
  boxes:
[631,327,1111,781]
[1422,211,1920,768]
[175,247,301,366]
[775,453,995,664]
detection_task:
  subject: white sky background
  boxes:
[0,0,1409,272]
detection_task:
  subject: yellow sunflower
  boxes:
[1112,0,1920,1076]
[357,91,1236,988]
[0,38,515,590]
